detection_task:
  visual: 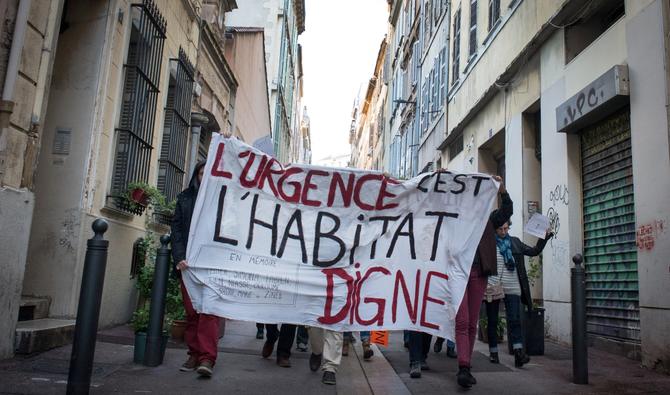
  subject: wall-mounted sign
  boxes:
[556,65,629,133]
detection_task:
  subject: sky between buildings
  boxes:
[300,0,388,166]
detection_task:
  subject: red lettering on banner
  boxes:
[391,270,420,323]
[327,172,355,207]
[318,268,354,324]
[257,158,284,198]
[420,271,449,330]
[211,143,232,179]
[355,266,391,325]
[301,170,329,207]
[375,177,399,210]
[277,167,304,203]
[353,174,383,210]
[239,151,267,188]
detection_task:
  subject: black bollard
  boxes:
[67,219,109,395]
[144,234,171,367]
[571,253,588,384]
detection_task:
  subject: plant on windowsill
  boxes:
[152,198,176,226]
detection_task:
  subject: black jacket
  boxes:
[510,234,551,310]
[171,163,204,276]
[474,192,514,276]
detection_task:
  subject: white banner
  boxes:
[183,136,499,339]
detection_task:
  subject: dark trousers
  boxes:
[485,294,523,352]
[296,326,309,344]
[256,323,264,330]
[266,324,297,358]
[409,331,432,364]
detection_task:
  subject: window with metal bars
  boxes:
[488,0,500,31]
[452,8,461,85]
[157,48,194,211]
[469,0,478,57]
[110,0,166,214]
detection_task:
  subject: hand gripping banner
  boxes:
[182,136,499,339]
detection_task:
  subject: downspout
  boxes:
[0,0,32,184]
[2,0,31,103]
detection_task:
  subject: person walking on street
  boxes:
[485,222,553,367]
[433,337,457,358]
[408,331,432,378]
[171,161,221,378]
[256,323,265,340]
[308,328,343,385]
[262,324,297,367]
[455,175,512,389]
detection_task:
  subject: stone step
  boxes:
[15,318,75,354]
[19,296,51,320]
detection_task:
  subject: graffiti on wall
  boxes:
[549,184,569,206]
[636,220,666,251]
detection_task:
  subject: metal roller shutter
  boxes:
[581,109,639,342]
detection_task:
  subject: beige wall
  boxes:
[225,31,271,144]
[24,0,201,328]
[0,0,64,358]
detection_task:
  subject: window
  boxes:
[439,47,447,103]
[564,0,625,63]
[448,132,464,159]
[110,0,166,212]
[451,8,461,84]
[158,48,195,207]
[469,0,478,57]
[488,0,500,31]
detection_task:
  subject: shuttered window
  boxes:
[469,0,478,57]
[581,109,639,342]
[110,0,166,213]
[451,8,461,84]
[158,48,195,205]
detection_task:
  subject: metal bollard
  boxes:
[571,253,588,384]
[67,219,109,395]
[144,235,171,367]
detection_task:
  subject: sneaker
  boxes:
[309,353,322,372]
[296,342,308,352]
[420,360,430,371]
[489,352,499,364]
[457,366,472,388]
[196,360,214,378]
[514,349,530,368]
[322,371,336,385]
[342,340,349,356]
[433,338,444,353]
[261,340,275,358]
[362,341,374,360]
[446,346,458,359]
[179,355,198,372]
[256,328,264,339]
[277,356,291,368]
[409,362,422,378]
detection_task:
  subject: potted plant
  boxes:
[165,277,187,341]
[132,263,170,363]
[131,305,150,363]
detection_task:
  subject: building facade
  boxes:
[0,0,245,358]
[354,0,670,372]
[226,0,306,163]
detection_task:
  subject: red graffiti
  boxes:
[636,220,666,251]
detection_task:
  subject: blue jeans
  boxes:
[485,294,523,352]
[409,331,432,364]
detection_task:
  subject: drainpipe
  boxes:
[189,112,209,178]
[2,0,32,104]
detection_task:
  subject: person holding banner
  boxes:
[485,222,553,367]
[171,161,221,378]
[455,175,512,389]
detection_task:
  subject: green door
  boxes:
[581,109,639,342]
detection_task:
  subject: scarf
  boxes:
[495,234,516,271]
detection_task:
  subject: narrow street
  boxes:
[2,321,670,394]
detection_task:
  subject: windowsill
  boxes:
[101,204,136,220]
[484,19,502,45]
